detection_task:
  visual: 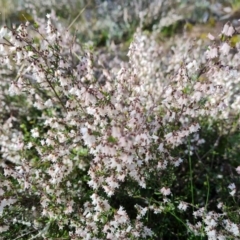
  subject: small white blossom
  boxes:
[31,128,39,138]
[0,27,7,39]
[208,33,215,40]
[217,202,223,209]
[178,201,188,211]
[160,187,171,196]
[206,47,218,59]
[228,183,236,196]
[236,166,240,174]
[220,42,231,55]
[222,22,235,37]
[9,82,20,95]
[44,99,53,107]
[224,220,240,236]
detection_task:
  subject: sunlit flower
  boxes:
[220,42,231,55]
[222,22,235,37]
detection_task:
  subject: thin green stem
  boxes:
[169,211,187,228]
[169,211,195,236]
[188,138,194,206]
[205,175,210,211]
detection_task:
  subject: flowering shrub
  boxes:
[0,3,240,239]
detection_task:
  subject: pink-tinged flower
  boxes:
[160,187,171,196]
[0,225,9,233]
[205,47,218,59]
[236,166,240,174]
[207,33,215,40]
[220,42,231,55]
[115,206,129,224]
[222,22,235,37]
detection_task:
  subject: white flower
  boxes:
[0,27,7,39]
[189,123,200,133]
[220,42,231,55]
[228,183,236,196]
[44,99,53,107]
[0,225,9,233]
[208,33,215,40]
[157,143,164,152]
[174,158,183,167]
[0,189,5,196]
[9,82,20,96]
[207,229,216,239]
[217,202,223,209]
[228,183,236,190]
[31,128,39,138]
[160,187,171,196]
[230,223,239,236]
[236,166,240,174]
[178,201,188,211]
[222,22,235,37]
[217,235,226,240]
[206,47,218,59]
[59,76,69,86]
[224,220,240,236]
[116,206,129,224]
